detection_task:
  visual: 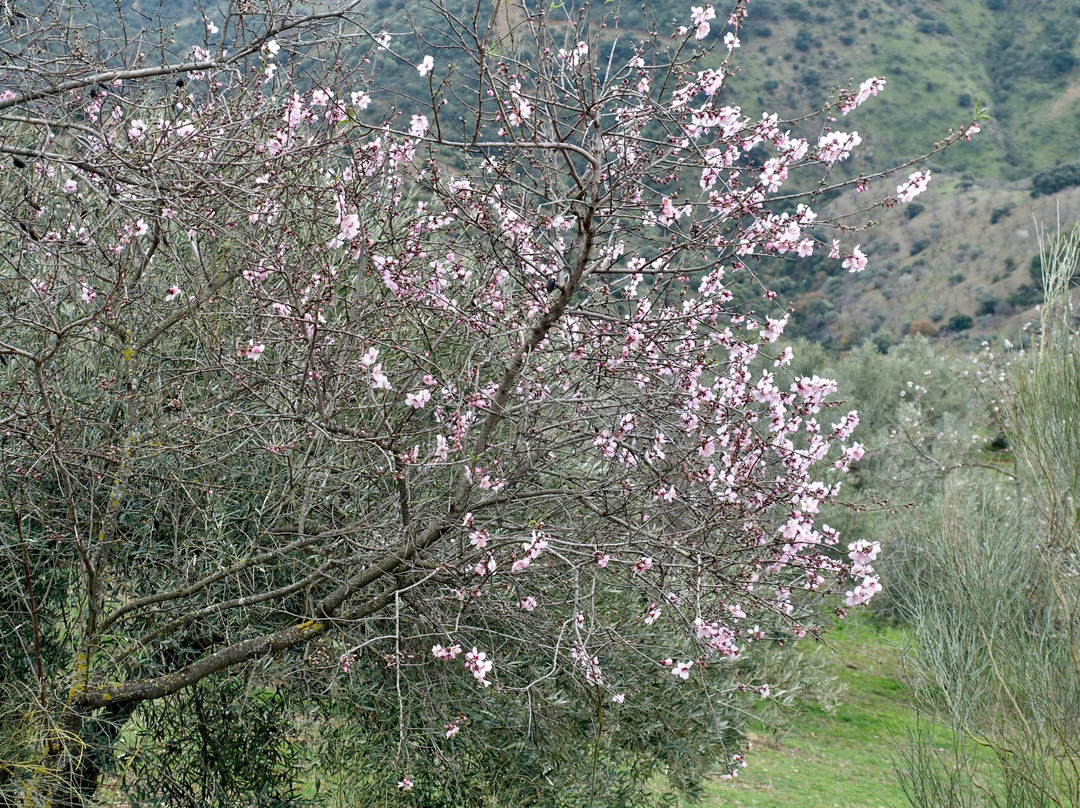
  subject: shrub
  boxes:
[784,1,812,21]
[870,330,895,354]
[793,27,815,51]
[895,227,1080,806]
[947,314,975,331]
[907,319,939,337]
[904,202,925,219]
[1031,163,1080,197]
[1008,284,1042,308]
[990,202,1015,224]
[1048,49,1077,76]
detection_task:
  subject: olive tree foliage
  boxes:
[805,334,1007,619]
[892,226,1080,808]
[0,0,977,804]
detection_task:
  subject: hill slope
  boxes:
[712,0,1080,181]
[83,0,1080,343]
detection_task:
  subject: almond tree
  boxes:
[0,0,977,803]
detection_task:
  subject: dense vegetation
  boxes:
[2,0,1079,806]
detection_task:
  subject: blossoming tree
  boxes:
[0,0,976,803]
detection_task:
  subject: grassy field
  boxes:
[704,617,916,808]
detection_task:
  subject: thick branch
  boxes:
[78,583,396,709]
[76,516,449,708]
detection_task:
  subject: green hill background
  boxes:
[104,0,1080,344]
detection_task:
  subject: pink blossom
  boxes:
[847,539,881,567]
[242,340,266,361]
[409,114,429,137]
[558,41,589,66]
[432,643,462,660]
[844,575,882,607]
[370,364,391,390]
[127,119,147,141]
[164,285,181,302]
[405,389,431,408]
[670,660,694,680]
[518,596,537,612]
[332,212,360,247]
[839,76,886,115]
[656,484,677,502]
[842,246,867,273]
[418,55,434,76]
[397,777,413,791]
[815,131,862,165]
[464,647,493,686]
[690,5,715,39]
[896,170,931,203]
[571,644,604,685]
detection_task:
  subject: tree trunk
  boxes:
[35,704,134,808]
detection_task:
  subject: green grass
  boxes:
[703,618,916,808]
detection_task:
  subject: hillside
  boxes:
[712,0,1080,181]
[110,0,1080,181]
[753,173,1080,349]
[98,0,1080,344]
[319,0,1080,346]
[812,174,1078,347]
[665,0,1080,345]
